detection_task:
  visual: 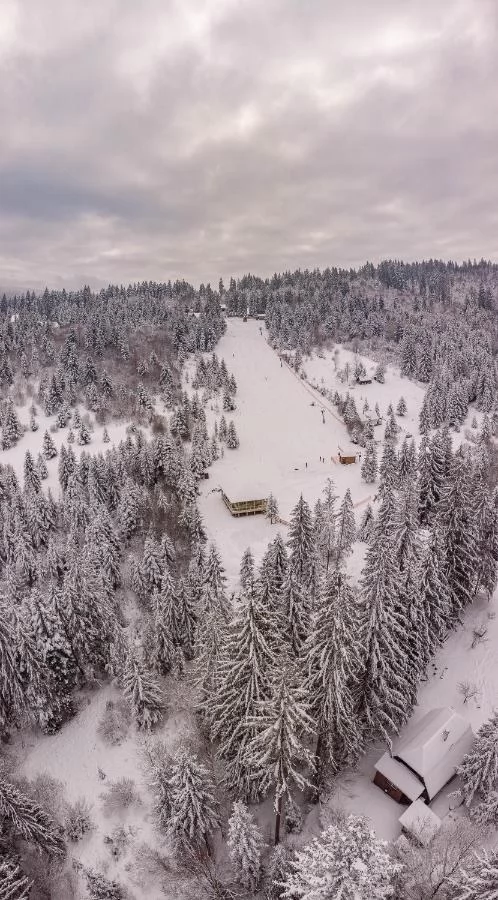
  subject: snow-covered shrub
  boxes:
[85,869,125,900]
[103,825,134,859]
[100,778,142,816]
[97,699,132,746]
[65,797,94,842]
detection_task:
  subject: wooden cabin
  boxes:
[357,375,372,385]
[374,708,474,805]
[338,445,357,465]
[221,491,268,517]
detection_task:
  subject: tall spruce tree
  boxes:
[304,570,364,788]
[168,747,219,855]
[358,488,418,743]
[210,583,277,798]
[287,494,314,588]
[245,663,315,844]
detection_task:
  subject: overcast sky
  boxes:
[1,0,497,291]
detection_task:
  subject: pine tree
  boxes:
[122,644,164,731]
[240,547,255,593]
[358,489,418,743]
[194,607,227,721]
[168,747,219,855]
[227,801,264,891]
[0,613,25,731]
[393,480,422,573]
[449,849,498,900]
[202,544,231,620]
[0,776,65,856]
[361,440,378,483]
[37,452,48,480]
[266,845,292,900]
[246,664,315,844]
[218,415,228,442]
[149,583,175,674]
[357,502,374,542]
[305,571,364,787]
[42,430,57,459]
[419,531,451,652]
[318,478,337,573]
[287,495,314,587]
[266,493,279,524]
[438,453,479,622]
[282,571,310,657]
[1,401,22,449]
[396,396,407,416]
[77,420,91,445]
[282,815,401,900]
[103,426,110,443]
[23,450,41,493]
[471,791,498,827]
[457,712,498,805]
[378,443,398,495]
[211,585,277,798]
[226,420,239,448]
[334,489,356,566]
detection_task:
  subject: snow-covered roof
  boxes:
[398,799,442,846]
[374,753,424,802]
[219,478,270,502]
[395,708,474,800]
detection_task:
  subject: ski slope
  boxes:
[197,319,376,586]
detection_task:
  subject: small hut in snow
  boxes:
[373,708,474,804]
[398,799,442,846]
[338,445,358,465]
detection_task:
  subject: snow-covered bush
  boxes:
[100,778,142,816]
[65,797,94,842]
[97,699,132,746]
[85,870,125,900]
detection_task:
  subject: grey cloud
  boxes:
[0,0,497,291]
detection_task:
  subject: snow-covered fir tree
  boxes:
[282,815,401,900]
[361,440,378,483]
[239,547,255,593]
[210,581,276,798]
[168,746,219,855]
[42,430,57,459]
[357,502,374,542]
[358,488,418,743]
[266,492,279,524]
[245,662,314,844]
[449,849,498,900]
[226,420,239,448]
[122,643,164,731]
[227,800,264,891]
[287,494,315,587]
[334,489,356,566]
[457,711,498,806]
[305,570,364,787]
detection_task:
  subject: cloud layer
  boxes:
[1,0,497,289]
